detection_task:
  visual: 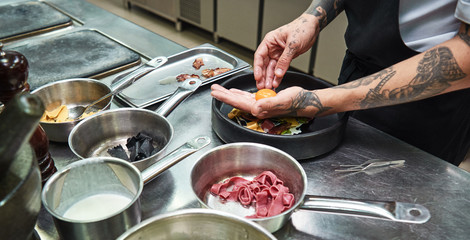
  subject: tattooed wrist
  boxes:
[289,90,332,116]
[305,0,344,29]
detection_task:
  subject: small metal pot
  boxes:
[32,56,167,142]
[68,78,201,170]
[31,78,112,142]
[191,143,431,233]
[117,208,276,240]
[42,136,210,240]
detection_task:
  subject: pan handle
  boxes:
[299,195,431,224]
[110,56,168,94]
[141,135,211,184]
[155,78,202,117]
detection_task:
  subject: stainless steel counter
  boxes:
[5,0,469,239]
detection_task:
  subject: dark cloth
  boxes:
[338,0,470,165]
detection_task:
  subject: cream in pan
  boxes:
[63,193,132,221]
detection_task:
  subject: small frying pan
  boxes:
[69,78,201,170]
[211,71,349,160]
[190,143,431,233]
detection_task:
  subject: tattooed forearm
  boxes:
[360,47,466,108]
[305,0,344,29]
[458,23,470,47]
[335,68,396,89]
[289,90,332,116]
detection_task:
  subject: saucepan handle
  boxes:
[141,135,211,184]
[155,78,202,117]
[299,195,431,224]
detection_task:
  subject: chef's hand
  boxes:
[253,13,320,90]
[211,84,321,119]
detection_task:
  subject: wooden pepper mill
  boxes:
[0,42,57,185]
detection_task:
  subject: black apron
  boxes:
[338,0,470,165]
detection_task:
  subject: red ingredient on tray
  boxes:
[201,67,232,78]
[192,57,204,70]
[176,73,200,82]
[210,171,295,218]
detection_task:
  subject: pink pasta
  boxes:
[210,171,295,218]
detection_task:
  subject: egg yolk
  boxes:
[255,89,277,100]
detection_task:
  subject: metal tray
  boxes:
[0,1,72,42]
[116,43,251,108]
[4,28,142,90]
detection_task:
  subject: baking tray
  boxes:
[116,43,251,108]
[0,1,73,42]
[4,28,142,90]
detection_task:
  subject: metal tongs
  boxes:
[335,159,405,172]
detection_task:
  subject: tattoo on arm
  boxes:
[289,90,332,116]
[305,0,344,29]
[335,68,396,89]
[458,23,470,46]
[359,47,466,108]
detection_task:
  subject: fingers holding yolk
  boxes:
[255,89,277,100]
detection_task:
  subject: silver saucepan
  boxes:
[42,135,210,240]
[190,143,431,233]
[117,208,276,240]
[68,78,201,170]
[32,56,167,142]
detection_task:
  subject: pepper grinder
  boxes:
[0,42,57,185]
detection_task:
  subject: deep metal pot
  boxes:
[42,136,210,240]
[211,71,349,160]
[117,208,277,240]
[191,143,431,233]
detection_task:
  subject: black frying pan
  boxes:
[211,71,349,160]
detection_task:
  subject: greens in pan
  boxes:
[228,108,310,135]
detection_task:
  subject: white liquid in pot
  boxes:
[63,193,133,221]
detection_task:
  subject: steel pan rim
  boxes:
[68,108,174,164]
[117,208,277,240]
[31,78,113,125]
[190,142,308,232]
[41,156,143,223]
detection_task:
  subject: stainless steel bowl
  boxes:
[117,208,277,240]
[68,108,173,171]
[31,78,112,142]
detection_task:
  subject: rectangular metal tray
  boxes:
[0,1,73,42]
[116,43,251,108]
[5,28,142,90]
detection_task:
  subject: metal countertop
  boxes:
[4,0,469,239]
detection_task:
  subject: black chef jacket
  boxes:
[337,0,470,165]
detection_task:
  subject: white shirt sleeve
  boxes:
[455,0,470,24]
